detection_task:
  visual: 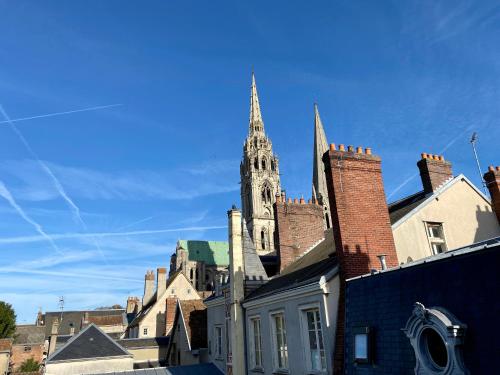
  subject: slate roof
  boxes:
[178,300,207,350]
[14,325,45,344]
[117,336,170,349]
[41,309,125,338]
[244,255,338,302]
[177,240,229,266]
[388,190,428,225]
[47,324,131,362]
[92,363,223,375]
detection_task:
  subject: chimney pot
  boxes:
[433,154,440,161]
[330,143,336,151]
[365,147,372,155]
[300,197,305,204]
[439,155,444,161]
[377,254,387,270]
[339,144,345,151]
[356,146,362,154]
[293,198,299,204]
[308,199,312,204]
[421,153,427,159]
[489,165,495,171]
[497,166,500,171]
[347,145,354,152]
[287,197,292,204]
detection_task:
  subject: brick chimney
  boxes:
[323,143,398,374]
[126,297,140,314]
[274,196,324,271]
[157,267,167,298]
[165,297,178,335]
[484,166,500,224]
[143,270,155,306]
[417,153,453,193]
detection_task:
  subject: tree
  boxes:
[0,301,16,339]
[19,358,40,372]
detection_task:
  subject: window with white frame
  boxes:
[271,312,288,371]
[301,307,326,372]
[425,222,447,255]
[214,326,223,359]
[249,317,263,369]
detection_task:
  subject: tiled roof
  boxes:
[41,309,125,338]
[48,324,131,362]
[179,300,207,350]
[86,314,125,326]
[177,240,229,266]
[244,256,338,302]
[14,325,45,344]
[388,190,428,225]
[0,339,12,352]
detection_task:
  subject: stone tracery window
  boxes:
[254,158,259,170]
[262,158,267,170]
[403,302,468,375]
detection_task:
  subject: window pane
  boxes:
[355,334,368,359]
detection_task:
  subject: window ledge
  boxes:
[250,368,264,373]
[272,370,289,374]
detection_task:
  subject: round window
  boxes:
[422,328,448,369]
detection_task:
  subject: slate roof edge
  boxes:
[347,235,500,282]
[391,174,490,229]
[46,354,133,364]
[243,263,339,306]
[47,323,132,362]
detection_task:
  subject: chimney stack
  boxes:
[143,270,155,306]
[484,165,500,224]
[157,268,167,298]
[323,143,399,375]
[417,153,453,193]
[48,318,59,355]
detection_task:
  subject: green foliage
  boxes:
[19,357,40,372]
[0,301,16,339]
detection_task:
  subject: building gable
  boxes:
[48,324,131,362]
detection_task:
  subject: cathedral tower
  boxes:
[312,104,332,229]
[240,73,281,255]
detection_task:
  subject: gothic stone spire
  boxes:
[249,72,265,134]
[312,103,332,229]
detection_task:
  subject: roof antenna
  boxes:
[58,296,65,323]
[470,132,487,195]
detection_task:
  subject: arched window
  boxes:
[271,160,275,171]
[266,188,272,202]
[254,158,258,170]
[262,158,267,170]
[261,230,266,250]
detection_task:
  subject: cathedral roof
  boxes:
[177,240,229,266]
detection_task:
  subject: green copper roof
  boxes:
[178,240,229,266]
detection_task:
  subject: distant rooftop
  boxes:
[177,240,229,266]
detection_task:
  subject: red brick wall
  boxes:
[165,297,178,335]
[323,144,398,375]
[11,344,44,371]
[417,153,453,193]
[274,197,324,271]
[484,166,500,224]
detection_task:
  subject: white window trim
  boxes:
[424,221,448,255]
[214,325,223,360]
[269,309,289,373]
[298,303,327,374]
[248,314,263,371]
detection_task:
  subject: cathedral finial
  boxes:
[249,72,264,134]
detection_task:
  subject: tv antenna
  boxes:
[58,296,65,323]
[470,132,487,194]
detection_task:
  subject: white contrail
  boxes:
[0,105,107,262]
[387,125,475,199]
[0,225,227,245]
[116,216,154,231]
[0,104,122,125]
[0,180,63,255]
[0,267,141,283]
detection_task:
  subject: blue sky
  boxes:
[0,1,499,323]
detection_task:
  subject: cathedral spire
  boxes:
[312,103,332,229]
[249,72,265,134]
